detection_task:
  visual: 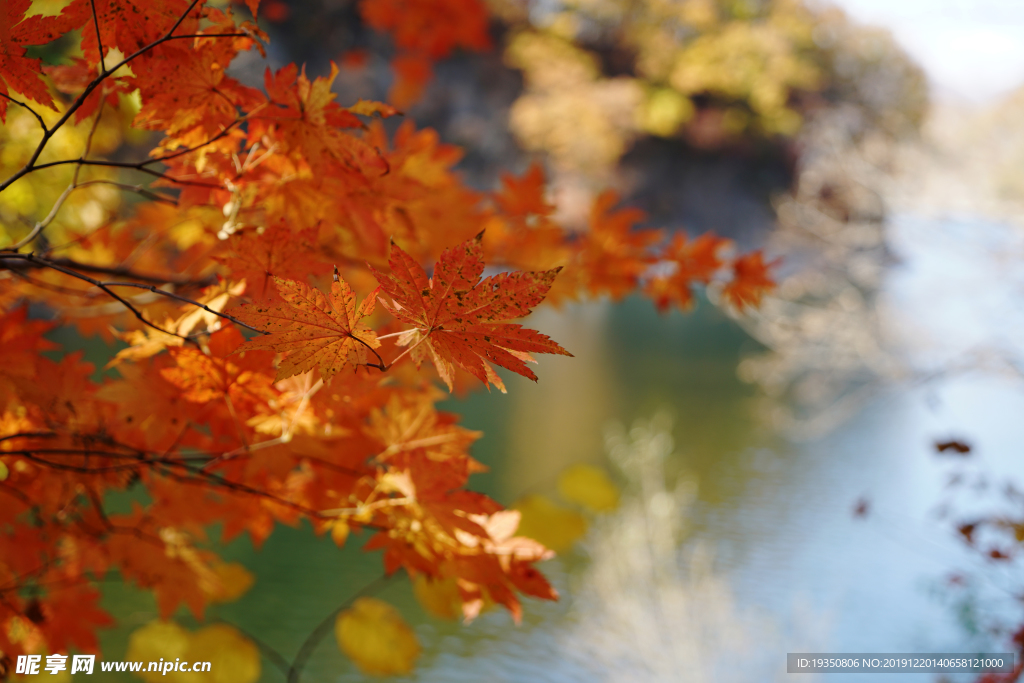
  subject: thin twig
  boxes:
[75,179,179,205]
[0,94,47,133]
[22,158,224,189]
[74,98,107,187]
[286,575,394,683]
[351,333,387,371]
[28,114,248,177]
[0,253,259,335]
[6,184,75,251]
[89,0,106,72]
[200,436,284,471]
[0,253,192,340]
[0,254,208,286]
[375,328,418,341]
[168,32,250,40]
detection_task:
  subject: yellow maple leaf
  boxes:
[512,494,587,552]
[335,598,421,676]
[557,463,620,512]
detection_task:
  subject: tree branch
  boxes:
[23,158,225,189]
[0,254,209,286]
[0,252,258,336]
[89,0,106,72]
[0,253,194,341]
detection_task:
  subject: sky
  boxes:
[825,0,1024,103]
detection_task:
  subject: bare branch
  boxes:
[23,158,225,189]
[0,94,47,133]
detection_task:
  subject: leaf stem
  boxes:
[349,333,387,371]
[375,328,420,341]
[385,331,433,370]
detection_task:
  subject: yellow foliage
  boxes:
[126,621,259,683]
[186,625,261,683]
[506,31,599,91]
[495,0,902,171]
[0,104,122,249]
[125,621,192,683]
[205,562,255,603]
[639,88,695,137]
[330,519,350,547]
[413,575,462,620]
[557,463,620,512]
[335,597,421,676]
[512,494,587,552]
[506,31,643,171]
[668,21,820,116]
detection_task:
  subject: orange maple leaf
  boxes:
[722,250,777,309]
[369,232,572,391]
[365,389,485,496]
[217,224,327,303]
[132,43,264,150]
[581,190,661,300]
[494,163,554,219]
[255,63,388,172]
[234,271,382,382]
[160,327,276,407]
[644,232,731,312]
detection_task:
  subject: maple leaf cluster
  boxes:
[0,0,775,671]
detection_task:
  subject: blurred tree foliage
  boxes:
[0,105,123,254]
[485,0,927,173]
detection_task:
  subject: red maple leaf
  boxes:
[40,586,114,653]
[65,0,193,64]
[0,0,81,120]
[369,232,572,391]
[44,57,132,123]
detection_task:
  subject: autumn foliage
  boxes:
[0,0,775,676]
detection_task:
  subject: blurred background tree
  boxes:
[243,0,926,236]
